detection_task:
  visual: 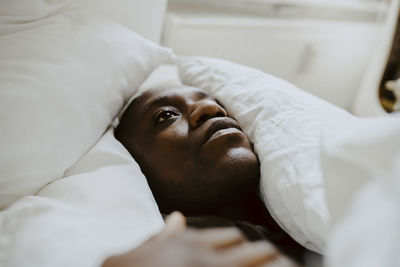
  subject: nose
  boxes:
[189,99,227,128]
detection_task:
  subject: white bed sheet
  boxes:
[0,65,179,267]
[4,60,397,267]
[177,56,355,253]
[322,114,400,267]
[0,129,163,267]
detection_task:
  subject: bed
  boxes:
[1,1,400,267]
[0,1,172,266]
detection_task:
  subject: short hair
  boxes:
[114,93,145,147]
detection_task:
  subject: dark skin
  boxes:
[115,85,263,221]
[112,85,305,266]
[103,212,298,267]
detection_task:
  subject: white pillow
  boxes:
[0,129,164,267]
[0,0,172,209]
[177,56,354,253]
[321,115,400,267]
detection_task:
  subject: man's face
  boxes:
[116,85,260,214]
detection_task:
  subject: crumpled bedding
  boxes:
[0,129,164,267]
[0,62,179,267]
[2,59,398,267]
[177,56,354,253]
[322,114,400,267]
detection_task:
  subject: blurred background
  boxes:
[160,0,395,112]
[77,0,398,114]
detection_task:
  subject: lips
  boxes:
[202,118,243,145]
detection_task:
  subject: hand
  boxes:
[102,212,299,267]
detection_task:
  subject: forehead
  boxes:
[135,85,211,114]
[142,85,210,106]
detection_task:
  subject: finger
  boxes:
[260,256,301,267]
[218,241,279,267]
[189,227,246,249]
[160,211,186,239]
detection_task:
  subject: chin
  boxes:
[212,146,261,201]
[226,146,260,179]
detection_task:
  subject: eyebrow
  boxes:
[141,91,210,116]
[142,95,179,116]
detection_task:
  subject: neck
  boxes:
[209,191,280,231]
[200,190,309,264]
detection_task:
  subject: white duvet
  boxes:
[177,56,400,267]
[0,62,179,267]
[0,3,169,265]
[1,60,399,267]
[322,115,400,267]
[0,129,164,267]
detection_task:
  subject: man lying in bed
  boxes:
[106,85,309,266]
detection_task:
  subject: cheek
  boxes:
[154,121,189,154]
[148,122,195,200]
[150,121,194,183]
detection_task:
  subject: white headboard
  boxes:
[72,0,167,43]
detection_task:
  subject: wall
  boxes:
[72,0,167,43]
[163,1,388,110]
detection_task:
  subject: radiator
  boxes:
[162,3,384,109]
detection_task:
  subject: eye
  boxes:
[155,108,179,124]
